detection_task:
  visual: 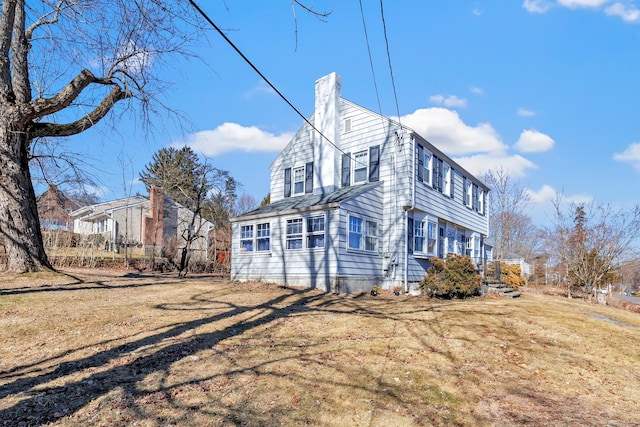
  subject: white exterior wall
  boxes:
[233,72,491,292]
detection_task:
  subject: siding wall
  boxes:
[235,86,490,291]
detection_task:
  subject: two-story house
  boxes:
[231,72,490,293]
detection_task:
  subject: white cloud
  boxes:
[176,123,294,157]
[517,107,536,117]
[525,184,593,224]
[523,0,553,13]
[527,184,558,204]
[244,81,276,99]
[558,0,610,8]
[398,108,505,155]
[605,2,640,21]
[613,142,640,171]
[514,129,555,153]
[470,86,484,95]
[453,153,537,179]
[429,94,468,108]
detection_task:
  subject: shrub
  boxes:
[420,255,481,299]
[486,261,526,290]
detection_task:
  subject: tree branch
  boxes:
[26,69,117,120]
[27,84,132,138]
[25,0,64,41]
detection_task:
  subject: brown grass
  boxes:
[1,269,640,426]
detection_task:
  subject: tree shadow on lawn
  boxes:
[1,285,479,425]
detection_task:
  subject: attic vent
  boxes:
[343,118,352,133]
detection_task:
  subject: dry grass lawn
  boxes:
[1,269,639,426]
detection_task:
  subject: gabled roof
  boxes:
[70,196,148,220]
[232,182,381,222]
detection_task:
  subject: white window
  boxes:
[443,164,451,195]
[293,166,305,195]
[424,150,432,186]
[256,223,270,251]
[307,215,325,249]
[446,225,455,254]
[348,215,378,252]
[414,218,438,256]
[478,189,484,214]
[240,225,254,252]
[286,218,303,250]
[240,223,270,253]
[353,150,368,184]
[465,180,472,208]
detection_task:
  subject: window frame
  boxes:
[286,218,304,250]
[352,150,369,184]
[424,150,432,187]
[239,222,271,254]
[292,166,305,195]
[306,215,326,249]
[348,214,378,253]
[413,216,438,258]
[443,163,451,196]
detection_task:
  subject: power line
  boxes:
[379,0,403,131]
[358,0,384,126]
[186,0,364,166]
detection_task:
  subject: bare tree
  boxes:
[546,197,640,297]
[483,168,537,260]
[0,0,206,272]
[235,193,258,216]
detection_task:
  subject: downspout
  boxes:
[403,132,416,294]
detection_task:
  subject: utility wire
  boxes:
[358,0,385,128]
[187,0,365,166]
[379,0,403,131]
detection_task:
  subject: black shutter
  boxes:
[417,145,424,182]
[369,145,380,182]
[437,158,444,193]
[432,155,438,190]
[305,162,313,194]
[408,216,414,254]
[450,168,455,198]
[341,153,351,187]
[463,177,467,206]
[284,167,291,198]
[473,184,479,211]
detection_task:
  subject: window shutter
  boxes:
[417,145,424,182]
[341,153,351,187]
[436,158,443,192]
[284,168,291,198]
[473,184,479,211]
[408,217,414,254]
[463,177,467,206]
[305,162,313,194]
[369,145,380,182]
[450,168,455,198]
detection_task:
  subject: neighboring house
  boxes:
[37,184,82,231]
[502,252,532,278]
[231,72,490,293]
[70,187,213,260]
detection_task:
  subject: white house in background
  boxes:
[231,72,490,293]
[71,187,213,260]
[502,252,532,278]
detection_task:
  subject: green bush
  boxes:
[420,255,481,299]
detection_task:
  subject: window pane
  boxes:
[365,236,377,251]
[353,151,368,183]
[286,218,303,250]
[308,234,324,248]
[293,167,305,194]
[257,238,270,251]
[348,216,363,249]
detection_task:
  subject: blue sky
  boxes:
[48,0,640,226]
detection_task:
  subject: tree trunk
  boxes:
[0,114,52,272]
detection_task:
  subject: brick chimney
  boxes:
[145,186,164,247]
